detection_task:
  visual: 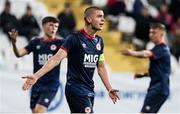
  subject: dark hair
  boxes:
[42,16,59,25]
[64,2,71,8]
[26,4,31,10]
[84,6,102,17]
[5,0,11,6]
[150,23,165,31]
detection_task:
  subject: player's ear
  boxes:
[160,33,162,37]
[86,17,92,23]
[42,23,46,28]
[161,31,165,37]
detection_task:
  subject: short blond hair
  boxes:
[150,23,166,31]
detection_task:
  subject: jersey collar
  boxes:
[80,29,95,40]
[157,40,166,45]
[41,37,58,42]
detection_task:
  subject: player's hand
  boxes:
[8,29,18,43]
[108,88,120,104]
[134,73,145,79]
[121,49,133,56]
[22,75,38,90]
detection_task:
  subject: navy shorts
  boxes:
[141,91,168,113]
[30,89,58,109]
[66,95,94,113]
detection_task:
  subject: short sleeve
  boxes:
[61,34,77,53]
[57,38,65,48]
[24,39,36,54]
[151,46,164,60]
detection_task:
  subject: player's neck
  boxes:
[43,34,55,40]
[156,38,165,45]
[83,26,96,38]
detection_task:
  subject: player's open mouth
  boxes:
[99,23,104,27]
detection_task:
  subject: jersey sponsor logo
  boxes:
[96,43,101,50]
[38,54,53,65]
[50,44,57,51]
[83,54,99,68]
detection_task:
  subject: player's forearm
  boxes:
[131,51,146,58]
[98,65,113,91]
[131,50,152,58]
[135,72,149,79]
[142,72,149,77]
[12,42,22,57]
[34,55,61,79]
[34,49,67,79]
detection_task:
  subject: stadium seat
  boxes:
[117,15,136,34]
[92,0,107,7]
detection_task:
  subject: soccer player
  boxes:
[9,16,64,113]
[22,6,120,113]
[121,23,171,113]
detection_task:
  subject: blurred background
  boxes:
[0,0,180,113]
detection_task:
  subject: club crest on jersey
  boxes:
[96,43,101,50]
[85,107,91,113]
[50,44,57,51]
[82,43,86,48]
[36,45,40,50]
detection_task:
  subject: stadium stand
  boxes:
[0,0,179,72]
[0,0,49,71]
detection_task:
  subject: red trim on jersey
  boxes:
[80,29,95,40]
[151,51,157,60]
[24,47,29,53]
[158,40,166,45]
[61,46,68,53]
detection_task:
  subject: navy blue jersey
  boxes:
[25,37,64,91]
[148,43,171,95]
[61,29,104,96]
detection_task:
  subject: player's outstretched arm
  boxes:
[121,49,153,58]
[22,48,67,90]
[8,29,28,57]
[97,60,120,104]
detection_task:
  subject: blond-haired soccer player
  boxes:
[122,23,171,113]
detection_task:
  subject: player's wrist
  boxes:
[33,74,39,80]
[108,88,113,93]
[12,40,16,44]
